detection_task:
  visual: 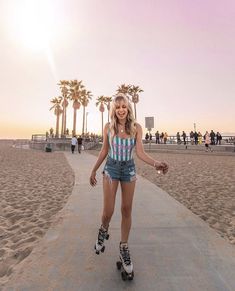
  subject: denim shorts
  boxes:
[103,156,137,182]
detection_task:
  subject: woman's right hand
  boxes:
[90,171,97,186]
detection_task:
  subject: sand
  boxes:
[0,143,74,285]
[89,149,235,245]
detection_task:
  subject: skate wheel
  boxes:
[101,246,105,253]
[121,271,127,281]
[94,244,100,254]
[106,234,110,240]
[116,261,122,270]
[128,271,134,280]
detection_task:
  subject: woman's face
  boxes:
[115,99,128,121]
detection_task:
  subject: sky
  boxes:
[0,0,235,139]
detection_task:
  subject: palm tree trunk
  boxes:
[102,112,104,141]
[82,106,85,136]
[134,103,137,120]
[73,108,77,136]
[61,106,65,136]
[56,113,60,138]
[64,107,67,135]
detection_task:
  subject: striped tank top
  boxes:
[108,132,136,161]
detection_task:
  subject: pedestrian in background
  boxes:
[71,136,77,154]
[155,131,160,144]
[77,135,83,154]
[163,132,168,144]
[205,131,213,152]
[182,131,186,145]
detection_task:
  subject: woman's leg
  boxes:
[95,178,119,253]
[101,178,119,229]
[120,181,136,242]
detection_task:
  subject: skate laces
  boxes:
[120,243,131,266]
[97,226,107,245]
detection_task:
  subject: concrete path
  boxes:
[4,152,235,291]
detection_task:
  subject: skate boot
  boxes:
[116,242,134,280]
[94,225,109,254]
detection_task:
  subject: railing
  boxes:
[31,134,48,141]
[29,133,235,152]
[144,135,235,145]
[31,134,100,143]
[30,134,99,151]
[13,139,30,148]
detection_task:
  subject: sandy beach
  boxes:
[89,149,235,245]
[0,143,74,285]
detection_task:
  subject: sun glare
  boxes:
[6,0,56,52]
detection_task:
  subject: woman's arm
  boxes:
[90,123,109,186]
[135,123,168,174]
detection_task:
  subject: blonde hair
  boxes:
[109,94,137,139]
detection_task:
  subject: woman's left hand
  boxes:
[154,161,169,174]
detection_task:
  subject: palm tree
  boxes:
[50,97,63,137]
[69,79,84,136]
[104,96,113,123]
[116,84,131,99]
[129,85,143,119]
[96,95,106,140]
[80,89,92,136]
[58,80,70,136]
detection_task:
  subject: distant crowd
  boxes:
[145,130,224,145]
[46,127,233,146]
[46,128,101,142]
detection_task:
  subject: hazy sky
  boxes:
[0,0,235,139]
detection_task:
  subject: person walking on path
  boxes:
[176,132,181,144]
[194,131,199,145]
[155,131,160,144]
[145,132,149,143]
[190,131,194,145]
[71,136,77,154]
[89,94,168,278]
[216,132,222,145]
[77,135,83,154]
[210,130,216,145]
[198,132,202,144]
[205,131,213,152]
[182,131,186,145]
[163,132,168,144]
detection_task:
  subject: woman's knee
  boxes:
[121,205,132,218]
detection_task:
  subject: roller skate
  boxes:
[94,225,109,254]
[116,242,134,281]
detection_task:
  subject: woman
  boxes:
[89,94,168,277]
[198,132,202,145]
[204,131,213,152]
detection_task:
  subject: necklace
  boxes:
[119,124,125,133]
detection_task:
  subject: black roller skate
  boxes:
[94,225,109,255]
[116,242,134,281]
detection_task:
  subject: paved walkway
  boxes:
[4,152,235,291]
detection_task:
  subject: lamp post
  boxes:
[194,123,196,132]
[86,112,89,134]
